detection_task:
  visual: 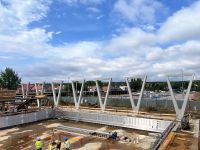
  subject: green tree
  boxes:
[0,68,21,90]
[130,78,142,91]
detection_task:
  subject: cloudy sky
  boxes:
[0,0,200,82]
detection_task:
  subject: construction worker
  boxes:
[64,137,70,150]
[35,137,42,150]
[55,139,61,150]
[48,141,56,150]
[48,141,53,150]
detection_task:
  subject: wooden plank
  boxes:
[159,132,176,150]
[0,90,16,101]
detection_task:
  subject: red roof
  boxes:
[192,92,200,100]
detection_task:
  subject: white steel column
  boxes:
[167,78,180,117]
[137,76,147,112]
[26,82,30,98]
[71,80,85,110]
[126,76,147,113]
[35,82,45,108]
[41,82,45,94]
[35,82,45,95]
[21,82,30,98]
[35,83,40,107]
[167,74,195,120]
[52,81,63,107]
[21,84,25,98]
[96,78,112,112]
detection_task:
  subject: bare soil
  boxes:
[0,119,157,150]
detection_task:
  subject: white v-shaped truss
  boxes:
[71,80,85,110]
[167,74,195,120]
[52,81,63,107]
[35,82,45,108]
[126,75,147,113]
[21,82,30,98]
[96,78,112,112]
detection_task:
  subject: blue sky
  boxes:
[0,0,200,82]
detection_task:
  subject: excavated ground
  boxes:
[0,119,157,150]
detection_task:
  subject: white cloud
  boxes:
[61,0,104,6]
[87,7,100,13]
[47,41,102,59]
[105,28,156,55]
[1,0,200,82]
[0,0,51,33]
[158,1,200,42]
[96,15,104,20]
[113,0,164,23]
[0,0,54,56]
[0,28,52,55]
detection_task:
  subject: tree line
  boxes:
[1,67,200,92]
[0,68,21,90]
[63,78,200,92]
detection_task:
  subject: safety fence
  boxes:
[49,96,200,111]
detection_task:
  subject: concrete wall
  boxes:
[0,109,53,128]
[0,108,171,133]
[55,109,172,133]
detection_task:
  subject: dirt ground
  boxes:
[0,119,157,150]
[160,132,198,150]
[164,132,198,150]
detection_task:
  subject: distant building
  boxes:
[102,86,127,95]
[17,83,64,93]
[192,92,200,100]
[119,85,127,91]
[87,86,97,92]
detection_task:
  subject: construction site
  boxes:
[0,74,200,150]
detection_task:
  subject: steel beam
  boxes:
[96,78,112,112]
[52,81,63,107]
[167,74,195,120]
[126,76,147,113]
[71,80,85,110]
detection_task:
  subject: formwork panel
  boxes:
[56,110,171,133]
[0,109,53,129]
